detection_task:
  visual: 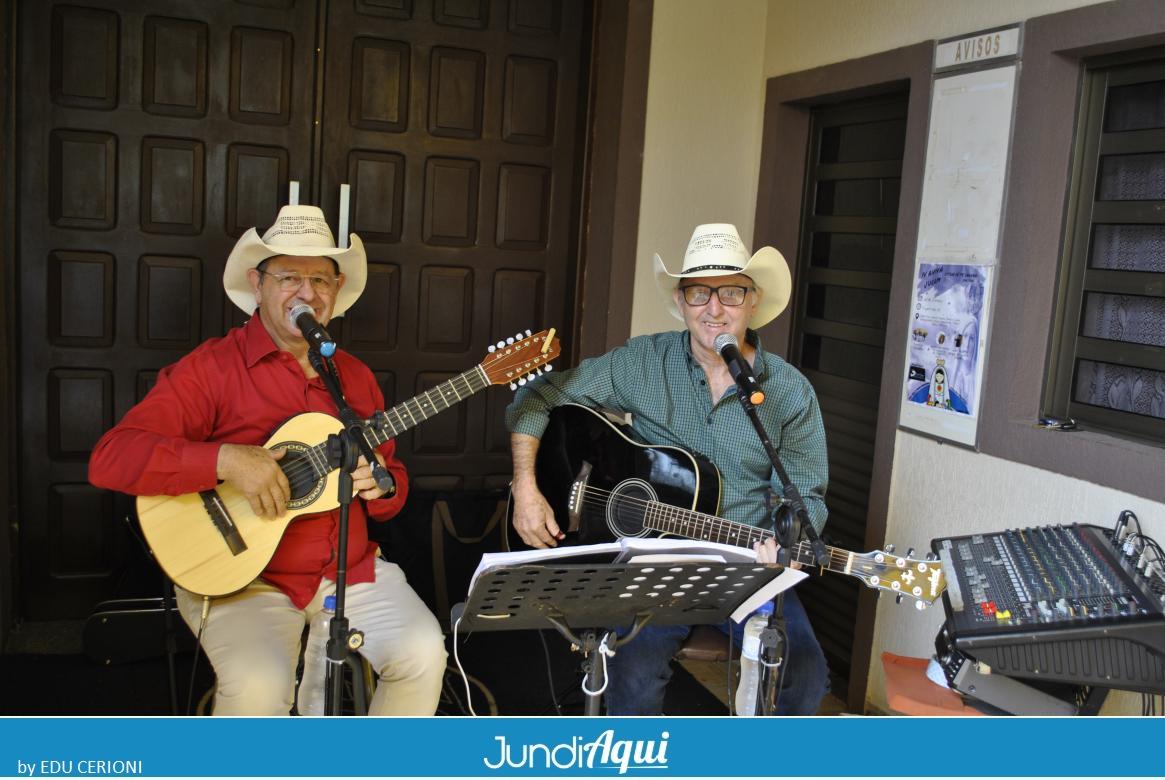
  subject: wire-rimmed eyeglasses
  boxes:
[258,269,341,294]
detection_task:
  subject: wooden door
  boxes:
[16,0,319,618]
[317,0,587,492]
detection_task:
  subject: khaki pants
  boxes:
[175,558,446,715]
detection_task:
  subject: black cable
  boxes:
[537,629,564,715]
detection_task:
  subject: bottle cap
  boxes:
[324,594,336,611]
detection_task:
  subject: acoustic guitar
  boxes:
[503,403,946,608]
[138,329,561,597]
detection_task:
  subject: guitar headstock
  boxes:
[481,328,562,389]
[849,546,946,609]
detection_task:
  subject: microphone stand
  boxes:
[730,383,828,716]
[306,347,394,716]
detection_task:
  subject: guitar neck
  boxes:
[644,501,850,574]
[365,365,491,446]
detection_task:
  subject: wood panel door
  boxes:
[13,0,590,621]
[317,0,587,492]
[17,0,328,619]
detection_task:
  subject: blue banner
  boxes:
[0,716,1161,776]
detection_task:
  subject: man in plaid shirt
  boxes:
[506,224,830,716]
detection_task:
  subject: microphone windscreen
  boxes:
[288,302,314,325]
[713,332,739,354]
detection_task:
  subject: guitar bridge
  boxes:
[200,490,247,556]
[566,461,592,534]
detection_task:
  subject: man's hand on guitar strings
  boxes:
[351,452,393,501]
[511,480,564,549]
[216,443,290,518]
[754,537,780,565]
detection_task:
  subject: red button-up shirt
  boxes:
[89,315,408,608]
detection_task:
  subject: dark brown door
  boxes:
[16,0,318,618]
[14,0,589,620]
[790,93,908,692]
[318,0,587,493]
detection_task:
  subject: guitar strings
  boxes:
[571,484,853,567]
[264,367,496,488]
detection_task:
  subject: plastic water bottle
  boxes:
[298,594,335,716]
[734,601,774,716]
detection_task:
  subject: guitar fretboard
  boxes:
[297,365,490,480]
[365,366,491,445]
[643,500,851,573]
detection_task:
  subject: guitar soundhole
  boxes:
[606,478,655,539]
[282,451,321,501]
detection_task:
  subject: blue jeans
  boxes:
[604,590,829,715]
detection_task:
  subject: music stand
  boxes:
[452,560,785,715]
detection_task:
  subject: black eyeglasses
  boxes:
[678,284,753,307]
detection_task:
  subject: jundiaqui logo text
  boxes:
[483,729,670,774]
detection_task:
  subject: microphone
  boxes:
[289,302,337,357]
[713,332,764,405]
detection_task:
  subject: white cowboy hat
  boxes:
[223,204,367,316]
[653,223,792,328]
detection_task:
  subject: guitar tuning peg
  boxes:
[544,363,553,372]
[535,368,543,376]
[487,344,496,353]
[496,340,505,349]
[517,377,527,386]
[515,332,524,341]
[527,373,536,381]
[525,328,532,336]
[884,544,895,554]
[506,336,515,345]
[926,552,937,561]
[905,547,915,558]
[895,594,904,604]
[508,382,517,391]
[914,601,926,611]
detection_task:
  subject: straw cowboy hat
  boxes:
[653,223,792,328]
[223,205,367,317]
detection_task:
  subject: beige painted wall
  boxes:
[630,0,769,339]
[764,0,1110,78]
[631,0,1111,340]
[632,0,1164,715]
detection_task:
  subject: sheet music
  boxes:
[469,537,791,598]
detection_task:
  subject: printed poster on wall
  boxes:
[900,262,992,446]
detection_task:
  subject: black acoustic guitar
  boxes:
[503,403,946,608]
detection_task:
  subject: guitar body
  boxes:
[504,403,722,551]
[129,328,564,598]
[505,405,948,606]
[137,412,344,597]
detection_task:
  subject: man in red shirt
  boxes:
[89,205,446,715]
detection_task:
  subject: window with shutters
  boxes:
[1046,55,1165,444]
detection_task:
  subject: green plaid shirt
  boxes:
[506,329,828,532]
